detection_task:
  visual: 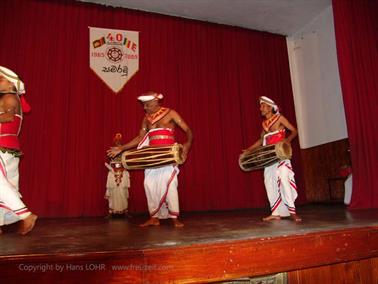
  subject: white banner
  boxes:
[89,27,139,93]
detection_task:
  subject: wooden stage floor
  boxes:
[1,204,378,283]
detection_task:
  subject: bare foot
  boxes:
[262,215,281,222]
[171,218,184,228]
[290,214,302,222]
[139,217,160,227]
[18,214,38,235]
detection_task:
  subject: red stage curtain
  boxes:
[332,0,378,208]
[0,0,303,217]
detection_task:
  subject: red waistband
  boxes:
[0,136,20,150]
[0,116,22,136]
[149,139,175,146]
[148,129,174,136]
[148,129,175,146]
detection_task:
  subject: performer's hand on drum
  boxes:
[242,147,256,154]
[107,146,122,158]
[282,138,291,145]
[182,144,190,162]
[243,139,262,155]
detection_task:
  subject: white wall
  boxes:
[287,5,348,149]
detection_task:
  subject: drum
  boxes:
[121,143,184,170]
[239,141,292,171]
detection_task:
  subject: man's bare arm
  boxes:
[245,139,262,153]
[107,119,148,158]
[171,110,193,161]
[279,115,297,143]
[244,130,265,152]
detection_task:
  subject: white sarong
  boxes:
[138,129,181,219]
[144,165,179,219]
[264,159,298,217]
[0,152,30,225]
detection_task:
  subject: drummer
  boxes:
[107,91,192,227]
[244,96,301,222]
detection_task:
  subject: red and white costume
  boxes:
[138,127,180,219]
[262,113,298,217]
[0,113,31,225]
[0,66,32,226]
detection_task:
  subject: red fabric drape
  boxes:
[332,0,378,208]
[0,0,303,217]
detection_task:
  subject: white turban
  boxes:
[0,66,25,95]
[137,93,163,102]
[259,96,278,112]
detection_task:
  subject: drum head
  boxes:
[172,143,184,165]
[275,141,292,160]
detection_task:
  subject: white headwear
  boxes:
[137,93,163,102]
[259,96,278,112]
[0,66,25,95]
